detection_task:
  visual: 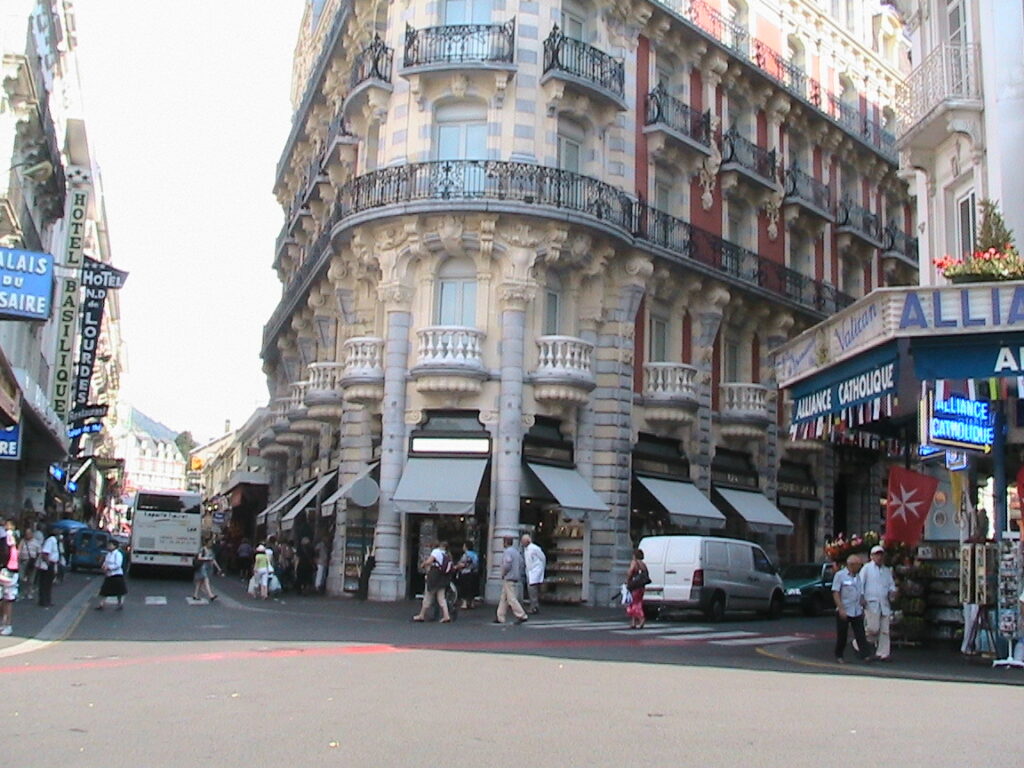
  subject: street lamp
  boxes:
[7,159,54,182]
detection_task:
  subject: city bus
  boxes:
[128,489,203,575]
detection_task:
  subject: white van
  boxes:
[637,535,785,621]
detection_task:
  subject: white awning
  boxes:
[526,463,608,514]
[255,482,308,524]
[716,487,795,535]
[636,475,726,529]
[281,472,337,530]
[322,462,379,509]
[393,457,488,515]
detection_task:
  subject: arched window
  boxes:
[786,34,805,70]
[436,257,478,327]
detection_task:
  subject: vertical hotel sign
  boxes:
[52,186,90,422]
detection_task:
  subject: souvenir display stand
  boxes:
[993,540,1024,668]
[543,516,588,604]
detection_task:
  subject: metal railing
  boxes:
[645,83,712,147]
[783,166,830,213]
[836,197,882,243]
[898,43,981,134]
[722,129,777,183]
[352,35,394,88]
[543,26,624,99]
[264,160,856,350]
[883,223,919,261]
[404,20,515,67]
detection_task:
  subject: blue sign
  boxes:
[789,343,899,426]
[911,332,1024,380]
[67,422,103,439]
[0,424,21,460]
[926,394,995,453]
[0,247,54,321]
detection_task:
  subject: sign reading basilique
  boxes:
[52,187,90,422]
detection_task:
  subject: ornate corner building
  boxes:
[259,0,915,603]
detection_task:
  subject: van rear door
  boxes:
[663,537,698,603]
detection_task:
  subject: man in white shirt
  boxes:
[37,531,60,607]
[860,545,898,661]
[521,534,546,615]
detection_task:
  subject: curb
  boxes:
[0,575,99,659]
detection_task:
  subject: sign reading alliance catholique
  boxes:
[52,186,91,422]
[789,344,899,426]
[921,393,995,453]
[71,257,128,409]
[0,247,54,321]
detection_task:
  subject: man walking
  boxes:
[37,529,60,608]
[521,534,546,614]
[832,554,873,663]
[860,544,897,661]
[412,541,452,623]
[495,536,528,625]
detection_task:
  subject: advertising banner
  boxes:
[52,186,90,422]
[789,343,899,427]
[72,257,128,407]
[0,246,54,321]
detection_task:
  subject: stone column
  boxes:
[691,287,730,493]
[326,406,374,597]
[484,280,534,601]
[368,284,413,601]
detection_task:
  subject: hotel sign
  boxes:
[52,187,90,422]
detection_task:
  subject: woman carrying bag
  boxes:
[625,548,651,629]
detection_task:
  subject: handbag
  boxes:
[268,573,282,594]
[626,567,651,592]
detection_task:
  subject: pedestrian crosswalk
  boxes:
[506,618,808,647]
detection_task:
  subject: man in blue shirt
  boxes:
[832,554,873,663]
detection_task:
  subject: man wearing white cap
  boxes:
[860,545,897,660]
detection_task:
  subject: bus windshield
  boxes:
[136,492,202,515]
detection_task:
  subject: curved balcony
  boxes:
[341,336,385,404]
[269,396,292,435]
[403,20,515,71]
[285,380,320,437]
[642,362,699,424]
[263,160,855,356]
[542,26,626,111]
[898,43,981,152]
[531,336,595,405]
[720,129,779,199]
[342,35,394,127]
[305,362,346,421]
[412,326,487,395]
[782,165,832,224]
[836,198,882,250]
[643,84,713,170]
[718,383,772,438]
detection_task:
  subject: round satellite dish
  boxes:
[347,475,380,507]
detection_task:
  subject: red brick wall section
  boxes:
[682,311,692,364]
[636,36,650,201]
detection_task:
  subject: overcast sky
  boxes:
[72,1,305,442]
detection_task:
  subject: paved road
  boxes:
[1,573,1020,766]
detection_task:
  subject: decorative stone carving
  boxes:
[698,120,722,211]
[763,190,784,241]
[404,410,425,425]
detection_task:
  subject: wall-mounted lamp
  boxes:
[8,159,54,182]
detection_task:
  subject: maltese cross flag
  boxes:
[884,467,939,549]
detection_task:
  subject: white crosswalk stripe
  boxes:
[520,617,806,647]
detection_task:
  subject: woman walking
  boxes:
[252,544,271,600]
[0,522,20,634]
[625,548,650,629]
[192,538,222,602]
[96,538,127,610]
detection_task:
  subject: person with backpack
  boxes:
[412,540,452,623]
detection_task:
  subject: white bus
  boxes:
[128,489,203,575]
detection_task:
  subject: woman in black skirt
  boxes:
[97,537,127,610]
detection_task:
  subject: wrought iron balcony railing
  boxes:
[352,35,394,88]
[645,83,712,147]
[783,166,830,213]
[898,43,981,136]
[542,26,624,100]
[883,223,919,262]
[404,20,515,67]
[264,160,856,351]
[836,198,882,243]
[722,129,777,184]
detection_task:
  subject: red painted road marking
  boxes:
[0,632,824,677]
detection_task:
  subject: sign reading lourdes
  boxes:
[72,257,128,410]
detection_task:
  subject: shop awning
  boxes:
[322,463,379,513]
[281,471,337,530]
[526,463,608,514]
[393,458,488,515]
[256,481,311,525]
[715,487,794,535]
[636,475,726,529]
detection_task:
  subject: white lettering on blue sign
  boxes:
[993,347,1024,373]
[837,363,895,406]
[900,286,1024,331]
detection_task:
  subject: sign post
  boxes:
[51,185,91,423]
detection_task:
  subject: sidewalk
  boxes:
[0,572,98,656]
